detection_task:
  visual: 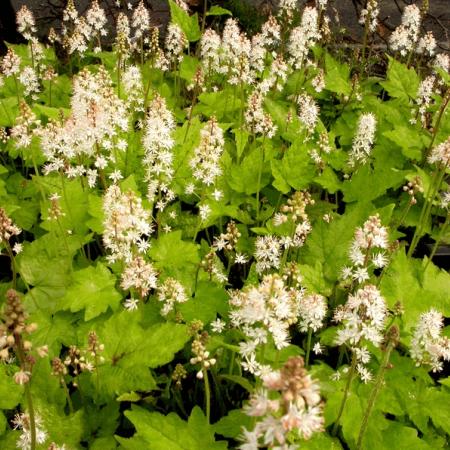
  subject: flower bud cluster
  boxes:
[359,0,379,33]
[244,90,277,138]
[402,176,423,205]
[0,290,38,385]
[213,220,241,252]
[0,48,21,77]
[0,207,21,244]
[190,329,216,379]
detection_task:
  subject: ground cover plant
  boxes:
[0,0,450,448]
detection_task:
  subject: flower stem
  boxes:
[424,213,450,271]
[24,383,37,450]
[5,242,17,288]
[356,327,398,450]
[202,368,211,423]
[408,166,446,257]
[255,145,265,223]
[331,351,357,436]
[305,328,313,368]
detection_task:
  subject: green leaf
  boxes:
[60,263,122,320]
[0,365,23,409]
[314,166,341,194]
[275,140,316,191]
[178,281,228,323]
[168,0,201,42]
[303,203,373,282]
[380,57,420,102]
[94,312,187,398]
[228,147,270,194]
[383,126,425,160]
[206,5,232,16]
[218,374,254,394]
[118,406,227,449]
[16,233,74,313]
[324,53,351,96]
[179,56,200,82]
[149,230,200,291]
[302,433,343,449]
[0,97,19,126]
[380,250,450,332]
[232,128,249,161]
[29,310,77,355]
[213,409,252,438]
[342,163,406,203]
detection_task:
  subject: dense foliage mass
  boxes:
[0,0,450,449]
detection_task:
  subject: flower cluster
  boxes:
[288,7,320,69]
[12,413,48,450]
[40,67,127,183]
[102,185,153,263]
[359,0,379,33]
[411,309,450,372]
[349,113,377,166]
[230,274,303,375]
[334,285,388,382]
[341,214,389,285]
[389,4,421,57]
[157,277,188,316]
[428,136,450,168]
[121,256,158,299]
[143,94,176,209]
[190,117,224,187]
[297,293,327,333]
[240,356,324,449]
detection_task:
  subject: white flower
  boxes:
[13,243,23,254]
[211,318,226,333]
[357,364,373,383]
[235,253,248,264]
[124,297,139,311]
[313,343,323,354]
[212,189,223,201]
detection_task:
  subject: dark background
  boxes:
[1,0,449,53]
